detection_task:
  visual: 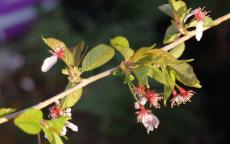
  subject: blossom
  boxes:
[145,89,162,108]
[41,48,64,72]
[61,121,78,136]
[135,104,160,134]
[48,102,78,136]
[184,7,208,41]
[170,88,195,108]
[133,86,145,97]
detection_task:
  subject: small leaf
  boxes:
[48,116,71,134]
[14,109,43,135]
[138,49,179,65]
[0,108,16,117]
[148,66,167,85]
[73,41,85,66]
[133,65,150,86]
[169,42,185,58]
[61,83,83,109]
[169,62,201,88]
[203,16,215,28]
[110,36,134,60]
[82,44,115,71]
[163,25,180,44]
[162,67,176,105]
[158,4,173,17]
[41,121,64,144]
[170,0,187,21]
[130,45,155,62]
[42,37,74,66]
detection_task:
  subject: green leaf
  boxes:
[203,16,215,28]
[130,45,155,62]
[133,65,150,86]
[163,25,180,44]
[138,49,179,65]
[148,66,167,85]
[169,62,202,88]
[162,67,176,105]
[42,37,74,66]
[169,42,185,58]
[41,122,64,144]
[82,44,115,71]
[158,4,173,17]
[110,36,134,60]
[48,116,71,133]
[164,86,173,106]
[73,41,85,66]
[0,108,16,117]
[61,83,83,109]
[14,109,43,135]
[170,0,187,21]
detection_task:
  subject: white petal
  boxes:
[66,121,78,132]
[61,127,67,136]
[196,21,203,41]
[183,11,194,23]
[65,108,71,113]
[41,55,58,72]
[134,102,140,109]
[140,97,147,105]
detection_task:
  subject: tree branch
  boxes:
[0,12,229,125]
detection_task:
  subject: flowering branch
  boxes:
[0,12,229,125]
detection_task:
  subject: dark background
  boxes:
[0,0,230,144]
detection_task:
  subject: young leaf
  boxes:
[162,67,176,105]
[163,25,180,44]
[14,109,43,135]
[169,62,202,88]
[41,122,64,144]
[132,65,150,86]
[73,41,85,66]
[138,49,179,65]
[169,42,185,58]
[130,45,155,62]
[48,116,71,134]
[148,66,167,85]
[0,108,16,117]
[42,37,74,66]
[61,83,83,109]
[170,0,187,21]
[110,36,134,60]
[203,16,215,28]
[158,4,173,17]
[81,44,115,71]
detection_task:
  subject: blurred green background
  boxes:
[0,0,230,143]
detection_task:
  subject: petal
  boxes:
[196,21,203,41]
[61,127,67,136]
[41,55,58,72]
[65,108,71,113]
[140,97,147,105]
[66,121,78,132]
[183,11,195,23]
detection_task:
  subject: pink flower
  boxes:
[133,86,145,97]
[41,48,64,72]
[170,88,195,108]
[136,104,160,134]
[184,7,208,41]
[145,89,162,108]
[49,105,63,119]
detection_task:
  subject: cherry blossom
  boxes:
[41,48,64,72]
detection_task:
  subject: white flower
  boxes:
[136,105,160,134]
[61,121,78,136]
[170,95,185,108]
[41,55,58,72]
[196,21,204,41]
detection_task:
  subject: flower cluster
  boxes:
[49,101,78,136]
[170,87,195,108]
[184,7,209,41]
[41,48,65,72]
[133,86,162,133]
